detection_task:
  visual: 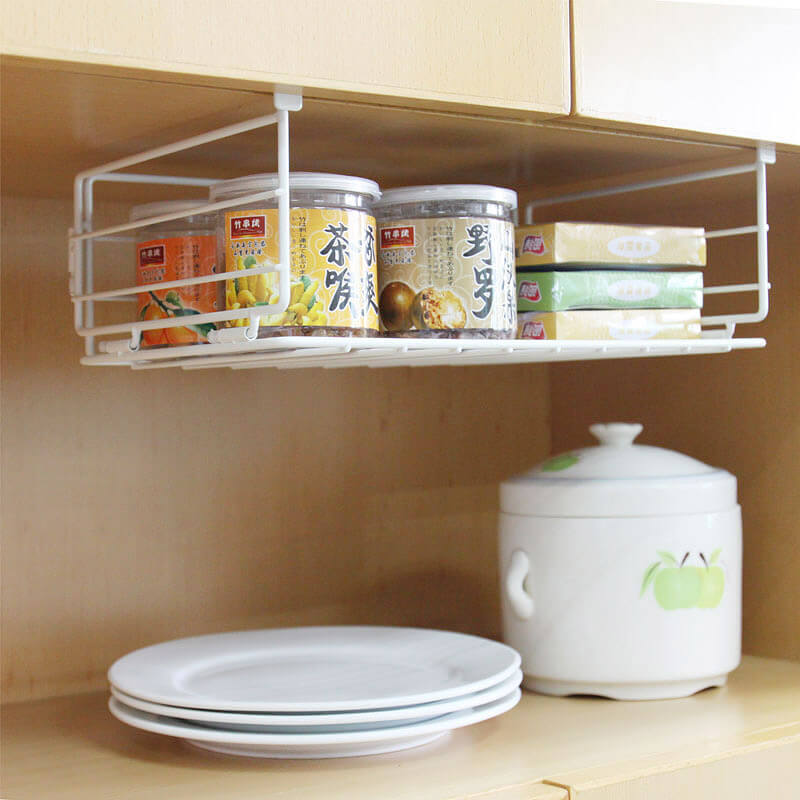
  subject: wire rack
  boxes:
[69,91,771,370]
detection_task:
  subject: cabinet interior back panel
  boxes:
[0,194,551,703]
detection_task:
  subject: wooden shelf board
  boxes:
[0,59,754,203]
[3,656,799,800]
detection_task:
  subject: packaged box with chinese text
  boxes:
[516,270,703,311]
[517,309,701,340]
[515,223,706,268]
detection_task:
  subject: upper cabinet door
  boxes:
[0,0,570,117]
[571,0,800,147]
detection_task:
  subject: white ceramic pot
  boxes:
[499,423,741,700]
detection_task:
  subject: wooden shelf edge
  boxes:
[0,51,569,122]
[2,656,799,800]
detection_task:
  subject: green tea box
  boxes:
[516,270,703,311]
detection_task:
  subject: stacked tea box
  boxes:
[514,223,705,340]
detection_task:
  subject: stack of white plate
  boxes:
[108,626,522,758]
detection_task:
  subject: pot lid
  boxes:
[501,423,737,517]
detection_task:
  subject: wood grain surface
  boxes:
[0,193,551,702]
[0,0,570,114]
[571,0,800,147]
[0,61,745,203]
[3,657,799,800]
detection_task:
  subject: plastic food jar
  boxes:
[209,172,381,337]
[499,422,742,700]
[374,185,517,338]
[131,200,217,347]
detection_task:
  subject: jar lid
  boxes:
[374,184,518,210]
[209,172,381,203]
[129,200,209,222]
[500,423,737,518]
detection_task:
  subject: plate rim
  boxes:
[108,688,522,747]
[108,626,521,712]
[109,669,523,727]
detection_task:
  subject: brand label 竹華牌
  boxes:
[138,244,166,267]
[380,226,415,249]
[230,215,267,238]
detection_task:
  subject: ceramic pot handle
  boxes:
[505,549,534,620]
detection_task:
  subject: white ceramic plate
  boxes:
[109,689,521,758]
[110,670,522,732]
[108,626,520,712]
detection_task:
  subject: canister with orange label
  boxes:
[209,173,381,337]
[132,200,218,347]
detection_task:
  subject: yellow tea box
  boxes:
[515,223,706,268]
[517,309,701,340]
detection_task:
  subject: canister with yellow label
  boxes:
[210,173,381,337]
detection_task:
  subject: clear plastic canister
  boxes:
[374,185,518,338]
[209,172,381,338]
[131,200,217,347]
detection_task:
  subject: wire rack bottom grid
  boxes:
[80,336,766,370]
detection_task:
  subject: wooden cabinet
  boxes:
[2,10,800,800]
[3,658,799,799]
[570,0,800,147]
[0,0,570,116]
[7,1,799,143]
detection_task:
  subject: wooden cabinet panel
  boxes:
[0,193,552,703]
[547,724,800,799]
[3,660,800,800]
[0,0,570,115]
[571,0,800,146]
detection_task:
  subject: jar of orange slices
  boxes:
[131,200,217,347]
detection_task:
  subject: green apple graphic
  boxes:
[641,549,724,610]
[541,453,579,472]
[696,548,725,608]
[654,552,702,609]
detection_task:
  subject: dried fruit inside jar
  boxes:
[210,173,381,338]
[375,185,518,339]
[132,200,217,348]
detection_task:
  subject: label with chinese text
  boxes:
[376,216,515,333]
[136,235,217,346]
[223,208,378,331]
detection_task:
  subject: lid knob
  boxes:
[589,422,643,447]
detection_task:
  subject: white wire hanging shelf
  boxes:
[69,91,771,370]
[83,335,764,371]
